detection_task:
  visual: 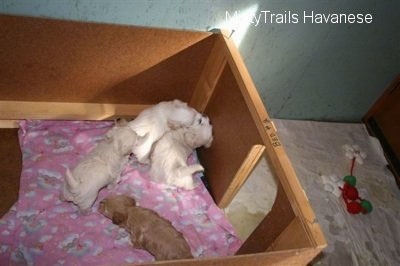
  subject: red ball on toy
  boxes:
[342,183,359,200]
[340,174,373,215]
[346,201,362,214]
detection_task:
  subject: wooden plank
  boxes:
[0,128,21,216]
[217,31,326,250]
[363,74,400,186]
[268,216,312,251]
[190,36,227,112]
[0,101,150,121]
[0,15,214,104]
[218,144,265,208]
[0,120,19,128]
[144,247,322,266]
[236,182,295,254]
[198,66,264,206]
[363,74,400,122]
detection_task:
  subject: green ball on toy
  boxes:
[360,199,373,214]
[343,175,357,186]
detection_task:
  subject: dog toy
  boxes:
[322,144,373,214]
[340,176,373,214]
[340,176,372,214]
[339,144,373,214]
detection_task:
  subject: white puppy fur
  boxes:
[149,115,213,190]
[128,99,200,164]
[63,120,146,211]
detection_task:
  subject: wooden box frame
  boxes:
[363,74,400,187]
[0,15,326,265]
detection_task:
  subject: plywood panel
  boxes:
[218,144,265,208]
[363,74,400,185]
[149,247,320,266]
[218,32,327,250]
[198,65,264,205]
[0,15,214,104]
[190,36,227,112]
[373,83,400,160]
[0,101,150,121]
[0,129,21,217]
[267,216,312,251]
[236,183,295,254]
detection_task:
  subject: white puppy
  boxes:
[149,115,213,190]
[128,99,200,164]
[63,120,146,211]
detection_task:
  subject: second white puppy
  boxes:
[63,120,146,211]
[128,99,200,164]
[149,115,213,190]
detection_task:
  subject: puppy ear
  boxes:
[167,119,179,130]
[128,197,136,207]
[112,211,127,225]
[115,118,128,126]
[184,131,197,149]
[204,135,213,148]
[172,99,186,107]
[98,201,104,212]
[105,128,115,143]
[123,196,136,207]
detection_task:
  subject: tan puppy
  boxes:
[63,120,146,211]
[99,195,193,261]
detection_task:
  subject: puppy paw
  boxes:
[107,183,116,190]
[79,208,92,215]
[190,164,204,173]
[183,184,197,190]
[107,176,121,189]
[175,176,197,190]
[59,194,67,202]
[61,190,74,202]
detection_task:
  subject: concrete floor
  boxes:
[224,155,278,241]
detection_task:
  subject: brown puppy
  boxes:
[99,194,193,261]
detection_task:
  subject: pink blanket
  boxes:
[0,120,241,265]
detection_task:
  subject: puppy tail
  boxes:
[65,168,80,194]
